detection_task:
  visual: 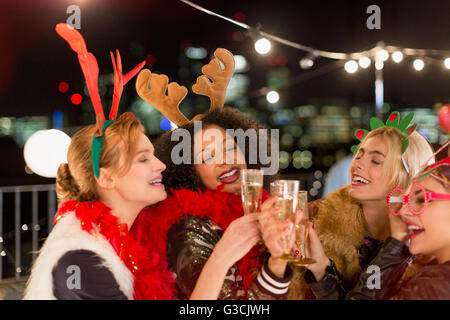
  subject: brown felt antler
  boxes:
[191,48,235,120]
[136,48,235,127]
[136,70,189,127]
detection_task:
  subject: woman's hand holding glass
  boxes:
[304,224,331,281]
[258,196,302,258]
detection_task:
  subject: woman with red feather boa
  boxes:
[131,106,296,300]
[24,24,175,300]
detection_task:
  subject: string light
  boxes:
[299,56,314,69]
[344,60,358,74]
[375,61,384,70]
[392,51,403,63]
[376,49,389,62]
[299,53,317,69]
[413,59,425,71]
[444,58,450,69]
[254,38,271,55]
[179,0,450,105]
[358,57,371,69]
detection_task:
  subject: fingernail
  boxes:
[312,223,315,230]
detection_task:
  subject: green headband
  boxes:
[92,120,115,178]
[351,111,416,154]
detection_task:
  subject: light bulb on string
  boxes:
[392,51,403,63]
[413,59,424,71]
[444,58,450,69]
[375,61,384,70]
[254,38,271,55]
[344,60,358,74]
[376,49,389,62]
[266,90,279,104]
[299,57,314,69]
[299,52,317,69]
[358,57,371,69]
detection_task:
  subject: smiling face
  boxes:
[193,125,247,194]
[349,135,392,202]
[113,132,167,207]
[400,176,450,262]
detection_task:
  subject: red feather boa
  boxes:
[131,186,268,297]
[54,200,176,300]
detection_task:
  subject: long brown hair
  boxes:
[56,112,145,204]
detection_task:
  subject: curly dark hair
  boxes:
[154,107,277,194]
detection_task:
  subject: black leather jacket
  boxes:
[304,235,385,299]
[306,237,450,300]
[347,237,450,300]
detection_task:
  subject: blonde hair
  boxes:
[356,127,434,190]
[56,112,145,204]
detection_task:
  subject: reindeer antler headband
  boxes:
[55,23,145,178]
[136,48,235,127]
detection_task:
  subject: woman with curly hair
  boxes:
[131,49,296,300]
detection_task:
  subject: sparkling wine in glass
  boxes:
[291,190,316,266]
[270,180,299,260]
[241,169,264,215]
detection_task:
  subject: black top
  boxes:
[52,249,128,300]
[304,235,385,299]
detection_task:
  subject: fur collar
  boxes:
[23,212,134,300]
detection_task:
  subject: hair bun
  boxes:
[56,163,80,203]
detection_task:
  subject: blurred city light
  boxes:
[266,90,280,103]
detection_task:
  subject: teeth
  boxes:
[150,179,162,185]
[353,176,369,184]
[219,169,238,179]
[408,225,423,231]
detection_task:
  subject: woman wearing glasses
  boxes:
[289,112,436,300]
[346,155,450,299]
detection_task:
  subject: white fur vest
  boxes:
[23,212,135,300]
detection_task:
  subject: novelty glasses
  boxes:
[387,155,450,216]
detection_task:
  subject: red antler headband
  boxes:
[55,23,145,178]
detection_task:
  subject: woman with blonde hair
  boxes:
[345,145,450,300]
[288,112,436,299]
[24,23,175,300]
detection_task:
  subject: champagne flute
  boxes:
[270,180,299,260]
[291,191,316,266]
[240,169,264,215]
